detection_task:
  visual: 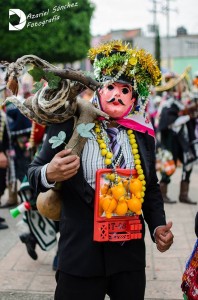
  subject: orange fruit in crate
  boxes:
[100,183,110,195]
[122,178,130,191]
[127,195,142,215]
[115,199,128,216]
[108,197,117,212]
[99,195,106,216]
[111,182,126,200]
[134,191,141,199]
[101,195,112,211]
[107,188,112,195]
[129,178,142,195]
[102,195,117,218]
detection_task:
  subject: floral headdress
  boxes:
[88,40,161,100]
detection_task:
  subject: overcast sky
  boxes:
[90,0,198,37]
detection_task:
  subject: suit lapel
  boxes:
[134,131,151,180]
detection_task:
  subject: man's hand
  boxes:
[155,221,174,252]
[0,152,8,169]
[46,149,80,183]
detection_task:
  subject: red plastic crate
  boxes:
[93,168,142,242]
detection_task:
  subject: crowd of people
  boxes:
[0,41,197,299]
[149,68,198,205]
[0,69,59,270]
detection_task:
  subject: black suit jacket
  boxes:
[28,118,166,277]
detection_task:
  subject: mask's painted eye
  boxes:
[122,87,130,94]
[107,84,114,91]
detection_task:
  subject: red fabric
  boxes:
[31,122,46,146]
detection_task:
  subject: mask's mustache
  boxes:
[106,98,126,106]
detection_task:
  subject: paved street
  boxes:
[0,166,197,300]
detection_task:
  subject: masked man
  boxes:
[156,74,197,205]
[27,41,174,300]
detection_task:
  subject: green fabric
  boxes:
[18,175,37,208]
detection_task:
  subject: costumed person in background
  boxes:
[13,121,59,270]
[155,70,197,205]
[0,85,9,205]
[0,84,16,211]
[192,75,198,101]
[192,72,198,89]
[27,41,174,300]
[147,87,159,131]
[1,87,32,208]
[0,96,9,230]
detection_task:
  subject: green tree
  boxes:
[0,0,94,63]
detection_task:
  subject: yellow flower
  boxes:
[112,43,124,51]
[129,57,137,65]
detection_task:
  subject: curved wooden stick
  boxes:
[44,68,100,91]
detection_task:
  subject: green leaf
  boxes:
[49,131,66,149]
[31,82,44,94]
[48,79,61,89]
[28,67,45,82]
[45,72,61,89]
[50,139,64,149]
[77,123,95,138]
[29,68,61,91]
[58,131,66,141]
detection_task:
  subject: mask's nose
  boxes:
[113,87,121,97]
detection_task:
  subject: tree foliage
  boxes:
[0,0,94,63]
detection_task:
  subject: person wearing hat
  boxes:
[0,86,32,208]
[27,41,174,300]
[0,68,12,208]
[0,86,16,209]
[0,89,8,203]
[155,72,197,205]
